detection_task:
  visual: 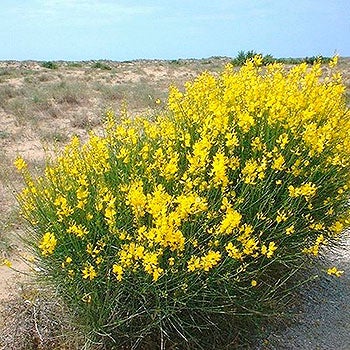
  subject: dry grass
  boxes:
[0,283,85,350]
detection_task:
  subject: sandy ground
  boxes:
[257,233,350,349]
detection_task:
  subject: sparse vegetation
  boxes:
[91,61,112,70]
[41,61,58,70]
[0,130,10,139]
[40,130,69,143]
[0,283,85,350]
[67,62,83,68]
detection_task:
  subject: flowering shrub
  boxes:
[16,56,350,349]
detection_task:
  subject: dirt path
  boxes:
[258,233,350,350]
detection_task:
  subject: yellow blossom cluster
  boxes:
[327,266,344,277]
[38,232,57,256]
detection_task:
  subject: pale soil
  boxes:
[257,233,350,350]
[0,253,30,302]
[0,57,350,349]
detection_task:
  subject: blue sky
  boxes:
[1,0,349,61]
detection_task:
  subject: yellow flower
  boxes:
[67,224,88,238]
[200,251,221,271]
[327,266,343,277]
[38,232,57,256]
[76,186,89,201]
[329,55,338,68]
[241,158,266,184]
[276,210,288,223]
[146,184,172,219]
[105,205,117,225]
[187,256,201,272]
[330,221,343,234]
[261,242,277,258]
[303,234,326,256]
[285,225,295,235]
[251,137,264,151]
[187,136,212,173]
[112,264,123,281]
[225,132,239,148]
[142,251,163,281]
[288,183,317,200]
[82,294,92,303]
[272,154,285,171]
[95,256,103,265]
[2,258,12,268]
[175,193,208,220]
[54,196,74,218]
[219,208,242,234]
[238,113,255,133]
[152,267,163,281]
[266,242,277,258]
[14,157,27,171]
[225,242,243,260]
[211,152,229,188]
[187,251,221,272]
[276,133,289,149]
[82,265,97,280]
[251,279,257,287]
[168,257,175,266]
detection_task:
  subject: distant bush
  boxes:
[91,61,112,70]
[232,50,279,66]
[169,59,181,65]
[232,51,332,66]
[67,62,83,68]
[16,56,350,349]
[277,55,332,65]
[232,50,258,66]
[41,61,58,69]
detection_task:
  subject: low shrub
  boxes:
[16,56,350,349]
[232,50,258,66]
[232,51,332,66]
[277,55,332,65]
[91,61,112,70]
[41,61,58,69]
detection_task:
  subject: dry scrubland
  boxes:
[0,57,350,349]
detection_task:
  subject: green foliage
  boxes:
[169,59,181,65]
[0,130,10,139]
[278,55,332,65]
[91,61,112,70]
[232,50,258,66]
[41,61,58,69]
[232,51,332,66]
[67,62,83,68]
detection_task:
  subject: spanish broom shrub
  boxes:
[15,56,350,349]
